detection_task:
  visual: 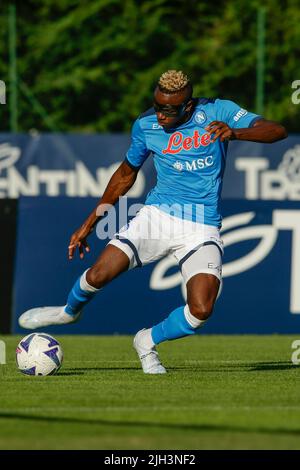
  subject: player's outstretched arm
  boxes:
[68,160,138,260]
[206,118,288,144]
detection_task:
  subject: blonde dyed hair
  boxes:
[158,70,190,94]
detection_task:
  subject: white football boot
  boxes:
[18,306,81,330]
[133,328,167,374]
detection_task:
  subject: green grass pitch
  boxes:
[0,335,299,450]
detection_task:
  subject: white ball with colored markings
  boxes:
[16,333,63,376]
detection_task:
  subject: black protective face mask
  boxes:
[153,99,190,117]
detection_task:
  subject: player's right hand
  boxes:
[68,226,92,260]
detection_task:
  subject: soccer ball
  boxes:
[16,333,63,376]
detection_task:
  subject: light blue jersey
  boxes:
[125,98,261,227]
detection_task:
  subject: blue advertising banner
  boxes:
[12,197,300,334]
[0,133,300,202]
[0,132,299,334]
[0,133,154,199]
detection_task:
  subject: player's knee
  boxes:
[188,301,214,321]
[86,266,110,289]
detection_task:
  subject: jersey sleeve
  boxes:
[215,99,262,129]
[125,119,151,170]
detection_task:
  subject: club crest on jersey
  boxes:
[162,130,211,155]
[194,111,207,124]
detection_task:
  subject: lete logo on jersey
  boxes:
[162,130,212,155]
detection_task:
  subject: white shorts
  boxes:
[108,205,223,284]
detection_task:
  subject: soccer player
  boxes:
[19,70,287,374]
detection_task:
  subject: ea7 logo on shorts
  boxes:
[208,263,222,274]
[233,108,247,122]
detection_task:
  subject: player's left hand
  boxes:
[205,121,236,142]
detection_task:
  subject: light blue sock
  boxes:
[151,306,205,345]
[64,270,99,316]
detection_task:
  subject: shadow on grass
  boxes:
[168,361,296,373]
[248,362,296,371]
[62,367,140,373]
[56,361,296,376]
[57,371,85,376]
[0,412,299,437]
